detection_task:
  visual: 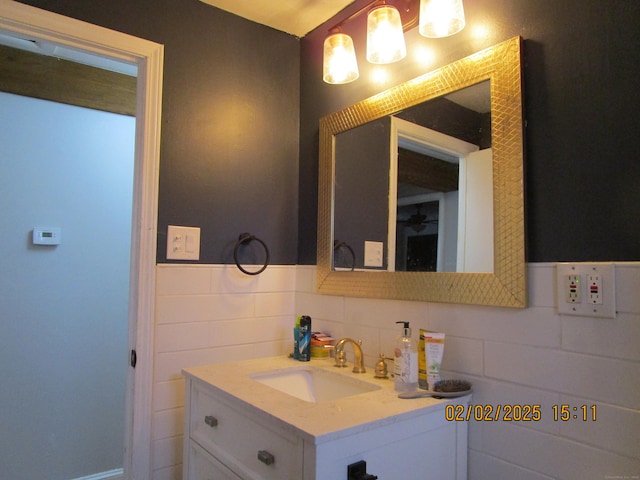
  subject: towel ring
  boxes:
[234,233,270,275]
[333,240,355,271]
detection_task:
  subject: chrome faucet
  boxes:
[334,338,366,373]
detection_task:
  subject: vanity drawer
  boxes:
[190,380,302,480]
[188,441,241,480]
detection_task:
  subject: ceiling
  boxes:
[198,0,355,37]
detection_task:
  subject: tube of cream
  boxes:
[418,330,428,389]
[420,330,445,390]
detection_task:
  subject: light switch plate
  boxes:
[556,262,616,318]
[167,225,200,260]
[364,240,384,268]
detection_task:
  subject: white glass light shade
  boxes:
[366,5,407,64]
[419,0,466,38]
[323,33,359,84]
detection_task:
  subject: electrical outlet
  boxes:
[556,263,616,318]
[587,274,602,304]
[564,274,581,303]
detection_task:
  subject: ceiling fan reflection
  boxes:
[397,203,438,233]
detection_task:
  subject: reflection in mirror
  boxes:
[395,82,492,272]
[318,36,526,307]
[394,143,460,272]
[390,97,492,273]
[333,240,356,270]
[333,118,390,270]
[333,81,493,273]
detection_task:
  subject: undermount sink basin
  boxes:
[250,366,381,403]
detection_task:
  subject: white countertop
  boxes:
[183,355,470,445]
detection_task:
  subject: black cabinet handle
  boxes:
[204,415,218,427]
[257,450,275,465]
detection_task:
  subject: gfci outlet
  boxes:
[556,263,616,318]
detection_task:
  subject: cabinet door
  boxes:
[313,408,466,480]
[189,441,241,480]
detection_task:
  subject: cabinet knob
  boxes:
[204,415,218,427]
[257,450,275,466]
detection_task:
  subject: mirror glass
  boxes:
[333,81,492,273]
[317,37,526,307]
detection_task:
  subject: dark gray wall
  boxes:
[334,117,391,269]
[19,0,640,266]
[18,0,300,265]
[300,0,640,264]
[396,98,491,149]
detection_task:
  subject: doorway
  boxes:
[0,3,163,479]
[0,91,135,480]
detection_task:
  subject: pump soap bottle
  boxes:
[394,321,418,392]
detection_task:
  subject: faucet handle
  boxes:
[334,347,347,367]
[374,353,389,379]
[323,344,348,367]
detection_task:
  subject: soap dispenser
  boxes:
[394,321,418,392]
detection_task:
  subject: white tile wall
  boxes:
[152,262,640,480]
[152,264,295,479]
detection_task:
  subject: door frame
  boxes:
[389,116,478,272]
[0,2,163,478]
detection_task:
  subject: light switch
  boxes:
[167,225,200,260]
[364,241,384,268]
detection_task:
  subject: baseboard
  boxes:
[71,468,124,480]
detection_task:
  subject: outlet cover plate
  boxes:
[556,262,616,318]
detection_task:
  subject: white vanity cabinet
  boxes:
[183,358,469,480]
[185,379,303,480]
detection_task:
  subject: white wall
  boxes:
[152,262,640,480]
[0,92,135,480]
[460,148,493,272]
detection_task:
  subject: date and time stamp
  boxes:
[445,403,597,422]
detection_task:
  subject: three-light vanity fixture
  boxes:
[323,0,465,84]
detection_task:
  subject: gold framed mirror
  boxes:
[317,36,526,307]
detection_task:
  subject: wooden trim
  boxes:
[0,44,136,116]
[398,147,459,193]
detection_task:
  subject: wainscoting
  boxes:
[152,262,640,480]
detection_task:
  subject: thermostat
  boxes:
[33,227,61,245]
